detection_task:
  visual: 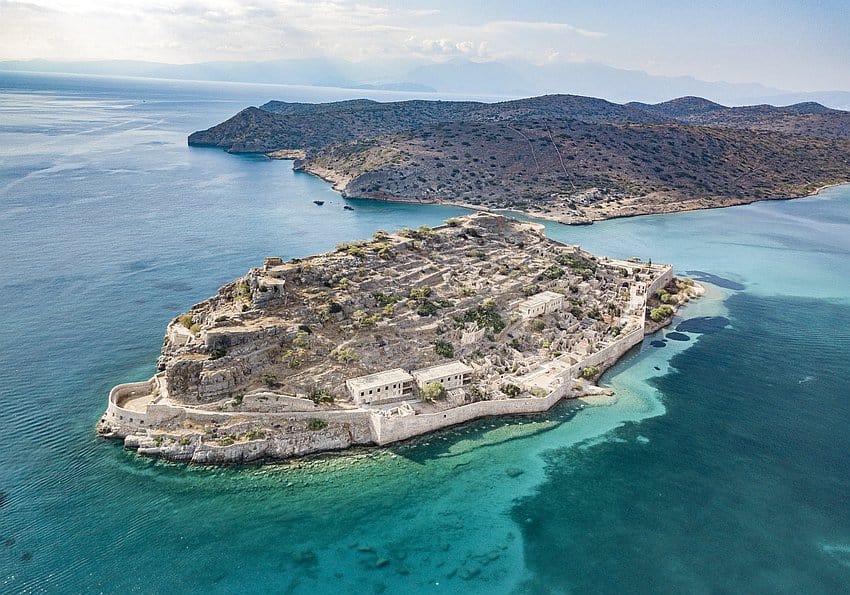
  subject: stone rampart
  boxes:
[370,390,565,445]
[103,379,157,431]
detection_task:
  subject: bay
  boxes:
[1,72,848,594]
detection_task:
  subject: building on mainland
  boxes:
[346,369,414,405]
[411,361,473,391]
[516,290,564,319]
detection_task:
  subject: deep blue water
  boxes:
[1,72,849,594]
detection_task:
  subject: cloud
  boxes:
[483,20,607,38]
[0,1,607,65]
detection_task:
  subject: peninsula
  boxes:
[188,94,850,224]
[98,214,699,464]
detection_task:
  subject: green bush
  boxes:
[178,314,194,328]
[209,348,227,360]
[307,418,327,431]
[649,305,674,322]
[260,374,279,388]
[331,347,356,363]
[417,300,440,317]
[434,340,455,358]
[580,366,600,380]
[501,383,521,397]
[454,301,505,333]
[543,265,565,280]
[420,381,447,401]
[244,429,265,441]
[308,387,335,404]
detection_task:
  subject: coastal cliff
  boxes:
[189,94,850,223]
[97,214,698,464]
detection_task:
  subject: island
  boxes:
[97,214,700,464]
[188,94,850,224]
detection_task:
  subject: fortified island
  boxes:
[97,214,699,464]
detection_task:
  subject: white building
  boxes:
[412,361,473,391]
[346,369,414,405]
[516,290,564,319]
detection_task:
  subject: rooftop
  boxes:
[412,361,473,383]
[345,368,413,392]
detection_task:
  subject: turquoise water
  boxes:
[1,72,849,593]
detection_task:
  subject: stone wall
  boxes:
[370,389,566,445]
[102,379,156,432]
[647,265,674,297]
[570,327,645,376]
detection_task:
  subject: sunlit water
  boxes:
[1,72,848,593]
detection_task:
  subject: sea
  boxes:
[1,71,849,594]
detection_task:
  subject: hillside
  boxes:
[188,94,850,223]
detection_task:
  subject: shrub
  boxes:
[417,300,440,317]
[245,429,265,441]
[307,418,327,431]
[649,305,674,322]
[260,373,279,388]
[454,301,505,333]
[216,436,236,447]
[209,348,227,360]
[420,381,447,401]
[308,387,335,404]
[178,314,193,328]
[178,436,191,446]
[543,265,565,280]
[531,387,548,398]
[408,286,432,301]
[580,366,600,380]
[372,291,401,307]
[501,383,521,397]
[331,347,356,363]
[530,319,546,331]
[434,340,455,358]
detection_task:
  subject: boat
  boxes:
[343,205,354,211]
[313,200,324,206]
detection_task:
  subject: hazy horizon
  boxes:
[2,0,849,94]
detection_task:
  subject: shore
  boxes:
[272,154,848,225]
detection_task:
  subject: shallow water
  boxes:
[1,72,849,593]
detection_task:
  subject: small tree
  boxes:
[580,366,599,380]
[420,382,447,401]
[501,383,521,397]
[306,418,327,431]
[649,305,674,322]
[434,340,455,358]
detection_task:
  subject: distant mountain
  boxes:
[4,57,849,109]
[630,96,850,138]
[188,94,850,224]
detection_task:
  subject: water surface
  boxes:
[1,72,849,594]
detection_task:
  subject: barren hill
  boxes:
[189,94,850,223]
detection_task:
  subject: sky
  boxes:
[1,0,848,91]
